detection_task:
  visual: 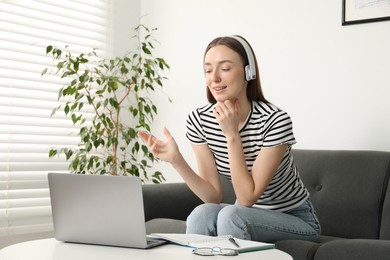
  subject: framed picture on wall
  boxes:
[342,0,390,25]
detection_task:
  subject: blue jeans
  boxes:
[186,199,321,243]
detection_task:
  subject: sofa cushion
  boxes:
[142,182,202,222]
[314,239,390,260]
[145,218,186,234]
[276,240,320,260]
[292,150,390,239]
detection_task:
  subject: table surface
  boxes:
[0,238,293,260]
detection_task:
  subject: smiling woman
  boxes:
[139,35,321,243]
[204,45,248,105]
[0,0,112,248]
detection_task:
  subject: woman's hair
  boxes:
[204,36,268,104]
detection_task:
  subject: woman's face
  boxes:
[204,45,247,103]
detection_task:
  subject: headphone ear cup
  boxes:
[245,65,255,81]
[230,36,256,81]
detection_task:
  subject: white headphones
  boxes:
[229,35,257,81]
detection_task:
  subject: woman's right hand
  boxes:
[139,127,222,203]
[138,127,180,164]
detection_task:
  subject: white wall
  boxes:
[111,0,141,57]
[115,0,390,182]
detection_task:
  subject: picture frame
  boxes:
[342,0,390,25]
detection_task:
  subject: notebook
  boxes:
[48,173,167,249]
[149,233,275,253]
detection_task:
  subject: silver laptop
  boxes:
[48,173,167,248]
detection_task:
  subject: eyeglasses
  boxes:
[192,247,239,256]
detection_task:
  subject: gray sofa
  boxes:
[142,149,390,260]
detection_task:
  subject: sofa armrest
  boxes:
[142,182,203,222]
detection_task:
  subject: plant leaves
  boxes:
[45,24,170,182]
[46,45,53,54]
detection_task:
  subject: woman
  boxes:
[138,35,321,243]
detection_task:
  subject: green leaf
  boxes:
[141,145,149,154]
[46,45,53,54]
[85,141,92,151]
[80,57,89,63]
[86,95,93,104]
[65,150,73,160]
[94,140,101,148]
[106,155,113,164]
[87,157,94,170]
[49,149,57,158]
[134,141,140,152]
[152,105,157,114]
[71,102,78,111]
[142,45,151,55]
[73,61,79,72]
[132,109,138,117]
[109,97,119,109]
[128,128,137,138]
[152,171,165,184]
[64,105,70,115]
[121,66,129,74]
[55,49,62,57]
[157,78,162,86]
[80,127,87,138]
[41,68,48,76]
[50,107,59,117]
[71,113,77,124]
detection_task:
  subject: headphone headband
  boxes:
[229,35,256,81]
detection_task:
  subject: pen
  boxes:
[228,237,240,248]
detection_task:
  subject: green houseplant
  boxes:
[42,25,169,183]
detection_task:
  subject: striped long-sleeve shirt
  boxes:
[186,101,308,212]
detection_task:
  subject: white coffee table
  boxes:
[0,238,293,260]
